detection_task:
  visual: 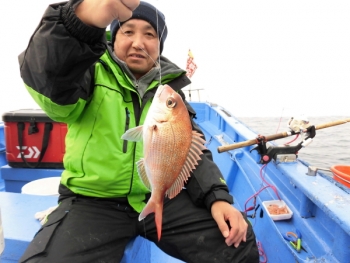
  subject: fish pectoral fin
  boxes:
[166,131,207,199]
[143,124,157,149]
[145,124,158,135]
[121,125,144,141]
[136,158,152,190]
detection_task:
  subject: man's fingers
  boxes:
[116,0,140,21]
[232,226,247,248]
[75,0,139,28]
[227,216,248,247]
[212,212,230,238]
[211,202,249,248]
[116,8,133,22]
[121,0,140,11]
[212,212,244,247]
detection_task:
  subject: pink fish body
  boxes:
[121,84,206,241]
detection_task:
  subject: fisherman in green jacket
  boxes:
[18,0,259,262]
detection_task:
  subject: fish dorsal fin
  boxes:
[166,131,207,199]
[121,125,144,142]
[136,158,152,190]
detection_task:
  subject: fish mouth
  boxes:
[156,85,174,101]
[157,85,166,98]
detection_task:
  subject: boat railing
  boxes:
[181,87,205,102]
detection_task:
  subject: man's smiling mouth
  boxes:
[129,53,145,58]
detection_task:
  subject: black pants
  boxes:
[20,190,259,263]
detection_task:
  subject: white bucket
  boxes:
[21,177,61,196]
[0,208,4,255]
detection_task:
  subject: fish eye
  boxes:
[166,97,177,108]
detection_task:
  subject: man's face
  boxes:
[114,19,160,79]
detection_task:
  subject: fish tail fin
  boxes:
[138,200,163,241]
[155,204,163,241]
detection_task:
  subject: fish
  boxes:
[121,84,207,241]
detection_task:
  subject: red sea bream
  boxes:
[121,84,206,241]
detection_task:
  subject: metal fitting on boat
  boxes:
[307,166,331,176]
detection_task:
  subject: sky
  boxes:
[1,0,349,118]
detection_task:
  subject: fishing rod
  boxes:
[217,118,350,153]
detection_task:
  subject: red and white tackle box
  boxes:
[2,109,67,168]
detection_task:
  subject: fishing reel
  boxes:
[288,115,313,144]
[252,116,316,164]
[288,115,316,149]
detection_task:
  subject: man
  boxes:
[19,0,259,262]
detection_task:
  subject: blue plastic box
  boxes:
[0,122,4,149]
[0,122,6,191]
[1,165,62,193]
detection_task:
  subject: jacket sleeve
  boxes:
[183,99,234,210]
[18,0,106,123]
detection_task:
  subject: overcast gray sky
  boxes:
[1,0,349,117]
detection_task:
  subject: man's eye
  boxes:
[123,30,133,35]
[146,32,155,37]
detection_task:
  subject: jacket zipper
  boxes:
[127,92,142,195]
[123,107,130,153]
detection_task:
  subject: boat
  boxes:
[1,101,350,263]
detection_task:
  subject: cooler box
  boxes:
[2,109,67,168]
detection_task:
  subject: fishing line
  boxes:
[117,3,167,239]
[155,7,169,86]
[275,107,284,134]
[140,4,162,236]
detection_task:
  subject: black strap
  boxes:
[165,74,192,92]
[17,122,53,168]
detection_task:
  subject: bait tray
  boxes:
[262,200,293,221]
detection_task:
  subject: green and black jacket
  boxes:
[18,0,233,212]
